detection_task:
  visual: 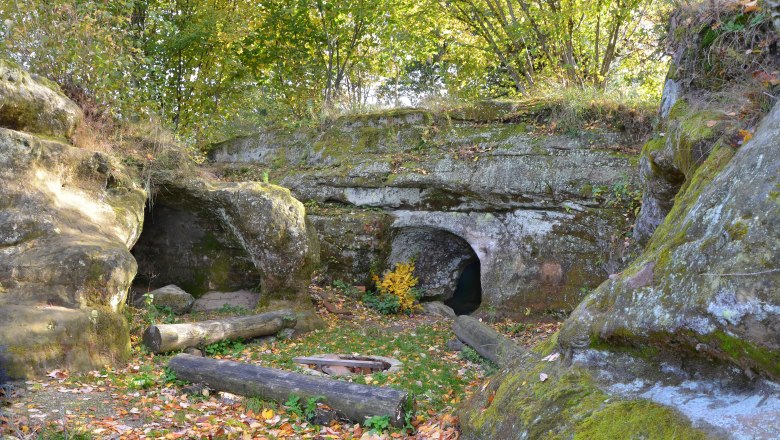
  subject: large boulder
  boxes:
[457,347,707,439]
[131,285,195,314]
[0,67,145,377]
[133,179,317,301]
[560,101,780,379]
[0,60,82,138]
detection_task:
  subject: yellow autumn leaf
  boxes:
[261,408,274,419]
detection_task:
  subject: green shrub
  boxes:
[362,290,401,315]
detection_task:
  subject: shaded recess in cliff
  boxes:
[131,186,262,296]
[388,227,481,314]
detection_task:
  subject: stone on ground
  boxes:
[422,301,457,319]
[131,285,195,315]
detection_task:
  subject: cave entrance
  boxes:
[389,227,481,315]
[446,259,482,315]
[130,188,262,299]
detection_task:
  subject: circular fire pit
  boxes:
[294,354,403,377]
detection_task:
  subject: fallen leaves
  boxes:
[1,281,564,439]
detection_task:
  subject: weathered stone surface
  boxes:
[211,107,639,315]
[0,128,144,377]
[306,209,394,285]
[0,60,82,138]
[0,70,144,377]
[560,100,780,380]
[191,290,260,312]
[457,347,708,440]
[134,179,317,300]
[391,207,630,316]
[0,129,145,312]
[421,301,456,319]
[131,285,194,315]
[0,305,130,378]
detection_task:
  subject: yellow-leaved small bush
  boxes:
[372,261,421,314]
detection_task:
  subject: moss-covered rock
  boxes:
[559,4,780,381]
[560,89,780,381]
[134,178,318,302]
[0,305,130,378]
[0,59,83,138]
[457,349,707,440]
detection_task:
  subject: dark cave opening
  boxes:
[445,259,482,315]
[130,189,262,298]
[389,226,482,315]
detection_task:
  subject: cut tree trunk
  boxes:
[453,315,524,366]
[143,310,296,353]
[167,354,410,426]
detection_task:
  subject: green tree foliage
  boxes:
[445,0,667,93]
[0,0,141,115]
[0,0,669,146]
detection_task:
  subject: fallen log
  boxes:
[168,354,410,426]
[143,310,296,353]
[453,315,524,366]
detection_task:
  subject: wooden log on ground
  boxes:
[453,315,524,366]
[143,310,296,353]
[168,354,410,426]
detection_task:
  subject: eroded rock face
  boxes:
[560,101,780,380]
[0,65,145,377]
[0,60,82,138]
[212,107,638,315]
[0,134,145,376]
[134,179,317,301]
[306,209,393,285]
[0,129,145,312]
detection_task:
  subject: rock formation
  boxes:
[0,62,146,377]
[459,5,780,438]
[132,178,318,301]
[212,106,641,316]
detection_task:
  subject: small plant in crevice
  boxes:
[244,397,265,414]
[160,366,184,386]
[284,395,323,420]
[460,346,498,373]
[362,289,401,315]
[140,292,177,325]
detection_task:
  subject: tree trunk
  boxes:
[167,354,410,427]
[143,310,296,354]
[453,315,524,366]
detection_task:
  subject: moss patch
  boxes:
[458,354,706,439]
[574,400,706,440]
